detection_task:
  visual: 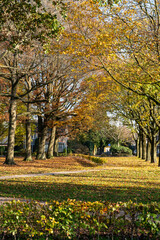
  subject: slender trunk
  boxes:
[158,128,160,167]
[47,126,56,159]
[146,139,151,162]
[93,144,97,156]
[24,78,32,161]
[37,115,43,157]
[142,132,146,160]
[151,132,157,163]
[54,138,59,156]
[36,117,48,160]
[139,130,142,159]
[24,115,32,161]
[136,138,139,157]
[4,97,17,165]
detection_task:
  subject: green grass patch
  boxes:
[0,156,159,204]
[0,166,159,203]
[0,156,160,239]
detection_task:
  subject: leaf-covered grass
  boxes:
[0,156,158,176]
[0,156,97,176]
[0,156,159,204]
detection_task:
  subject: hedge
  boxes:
[0,200,160,239]
[74,154,106,165]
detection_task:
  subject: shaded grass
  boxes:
[0,156,158,176]
[0,156,159,203]
[0,156,97,176]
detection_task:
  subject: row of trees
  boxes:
[108,87,160,165]
[0,0,108,165]
[0,0,88,164]
[0,0,160,166]
[64,0,160,165]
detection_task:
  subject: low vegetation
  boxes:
[0,200,160,239]
[0,156,159,239]
[74,154,106,164]
[110,145,132,156]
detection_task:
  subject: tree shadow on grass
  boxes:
[74,157,97,167]
[0,156,97,169]
[0,178,159,204]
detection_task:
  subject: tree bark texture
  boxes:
[142,132,146,160]
[36,115,43,158]
[146,139,151,162]
[138,130,142,159]
[54,138,59,156]
[158,128,160,167]
[36,117,48,160]
[151,132,157,163]
[24,116,32,161]
[47,126,56,159]
[24,79,32,161]
[4,98,17,165]
[136,138,139,158]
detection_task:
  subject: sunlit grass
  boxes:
[0,156,159,204]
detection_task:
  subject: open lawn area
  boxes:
[0,156,159,204]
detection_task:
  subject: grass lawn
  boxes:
[0,156,97,176]
[0,156,159,203]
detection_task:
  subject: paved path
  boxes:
[0,167,124,180]
[0,167,125,204]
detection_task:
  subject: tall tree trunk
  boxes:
[54,137,59,156]
[24,114,32,161]
[4,97,17,165]
[151,131,157,163]
[146,139,151,162]
[136,137,139,157]
[36,117,48,160]
[24,78,32,161]
[139,130,142,159]
[158,128,160,167]
[47,125,56,159]
[142,132,146,160]
[37,115,43,158]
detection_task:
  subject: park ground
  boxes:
[0,156,159,204]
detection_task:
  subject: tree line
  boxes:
[0,0,160,166]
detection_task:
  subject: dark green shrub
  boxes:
[110,145,132,156]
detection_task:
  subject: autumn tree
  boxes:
[0,0,62,165]
[109,87,160,164]
[63,0,160,164]
[30,48,86,160]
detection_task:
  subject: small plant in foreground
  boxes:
[0,200,159,239]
